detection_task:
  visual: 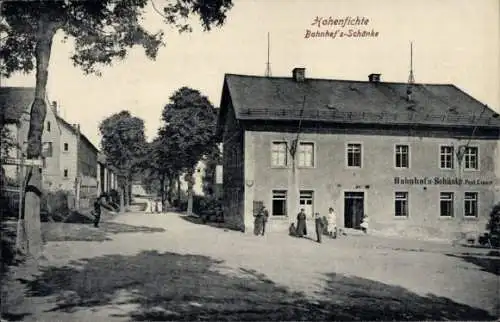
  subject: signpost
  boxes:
[3,157,42,167]
[1,156,42,254]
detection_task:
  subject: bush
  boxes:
[193,195,223,223]
[109,189,120,205]
[484,203,500,248]
[0,220,17,278]
[40,190,72,222]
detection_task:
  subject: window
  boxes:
[47,121,51,132]
[440,146,454,169]
[464,147,478,170]
[63,169,68,178]
[42,142,53,157]
[298,142,314,167]
[347,143,362,167]
[299,190,314,217]
[64,143,69,152]
[395,145,409,168]
[464,192,478,217]
[440,192,454,217]
[271,142,287,167]
[395,192,408,217]
[272,190,287,216]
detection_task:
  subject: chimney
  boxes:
[292,67,306,82]
[51,101,58,115]
[368,73,381,83]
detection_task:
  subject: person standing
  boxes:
[254,206,264,235]
[327,207,338,239]
[296,208,307,237]
[93,194,103,228]
[313,212,323,243]
[261,205,269,236]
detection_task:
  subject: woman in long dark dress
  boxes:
[296,209,307,237]
[254,208,264,235]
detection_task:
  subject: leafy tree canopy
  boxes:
[160,87,218,172]
[0,0,233,77]
[99,110,147,179]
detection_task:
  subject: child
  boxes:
[327,207,338,239]
[288,223,297,237]
[360,213,369,234]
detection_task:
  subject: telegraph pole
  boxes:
[265,32,271,77]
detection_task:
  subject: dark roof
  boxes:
[56,115,99,153]
[0,87,35,123]
[220,74,500,129]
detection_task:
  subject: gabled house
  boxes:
[216,68,500,240]
[56,114,99,208]
[1,87,102,209]
[0,87,60,190]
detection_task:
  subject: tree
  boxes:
[138,136,176,208]
[201,143,221,198]
[0,0,233,259]
[486,203,500,248]
[99,111,147,212]
[160,87,218,215]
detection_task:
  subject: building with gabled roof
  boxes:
[216,68,500,240]
[0,87,61,190]
[0,87,110,209]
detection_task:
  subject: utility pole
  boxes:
[408,41,415,84]
[265,32,271,77]
[287,95,306,224]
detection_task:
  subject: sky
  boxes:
[2,0,499,148]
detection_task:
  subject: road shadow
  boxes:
[179,214,227,230]
[8,250,496,321]
[41,221,166,242]
[446,253,500,276]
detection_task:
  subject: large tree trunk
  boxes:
[166,174,174,205]
[128,180,132,206]
[186,169,194,216]
[17,21,57,260]
[177,173,181,206]
[160,173,165,209]
[124,182,129,211]
[119,183,125,214]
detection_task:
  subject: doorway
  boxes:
[344,191,364,229]
[299,190,314,218]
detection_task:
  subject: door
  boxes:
[299,190,314,218]
[344,192,364,229]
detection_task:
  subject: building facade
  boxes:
[1,87,61,190]
[56,115,99,208]
[1,87,106,209]
[216,69,500,240]
[97,152,118,196]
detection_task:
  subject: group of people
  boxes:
[145,198,163,214]
[290,207,339,243]
[253,204,370,243]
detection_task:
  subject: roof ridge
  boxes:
[224,73,454,86]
